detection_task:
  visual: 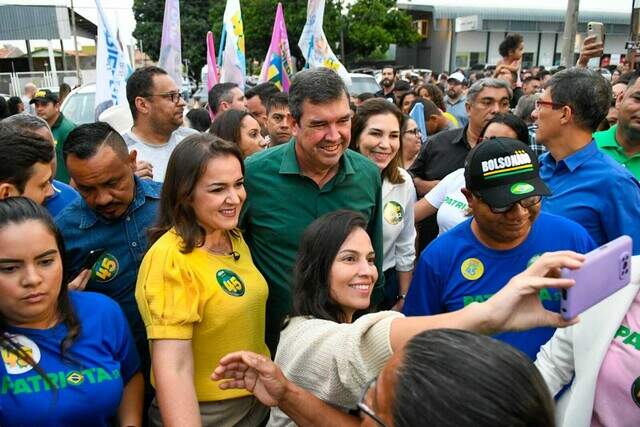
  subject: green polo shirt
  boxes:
[594,125,640,180]
[241,141,384,351]
[51,113,77,183]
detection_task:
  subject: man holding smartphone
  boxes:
[403,138,596,359]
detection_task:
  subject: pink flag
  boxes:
[259,3,293,92]
[206,31,220,119]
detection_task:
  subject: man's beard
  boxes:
[381,78,393,88]
[619,118,640,147]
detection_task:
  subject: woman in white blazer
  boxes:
[535,255,640,427]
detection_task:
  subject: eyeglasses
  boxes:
[534,99,567,110]
[403,128,421,136]
[144,92,183,103]
[475,194,542,214]
[357,377,388,427]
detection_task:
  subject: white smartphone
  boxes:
[587,22,605,45]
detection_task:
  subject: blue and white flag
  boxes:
[410,102,428,144]
[94,0,132,115]
[158,0,183,86]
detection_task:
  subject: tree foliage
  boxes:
[132,0,419,80]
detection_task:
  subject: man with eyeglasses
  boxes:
[409,78,512,252]
[403,137,596,359]
[533,68,640,254]
[122,66,198,182]
[31,89,76,183]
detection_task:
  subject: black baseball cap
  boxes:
[30,89,58,104]
[464,137,550,208]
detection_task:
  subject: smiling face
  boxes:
[293,95,352,173]
[238,115,267,157]
[0,220,62,329]
[191,155,246,234]
[328,227,378,322]
[357,113,401,172]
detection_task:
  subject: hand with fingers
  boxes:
[577,35,604,68]
[134,160,154,180]
[212,351,288,407]
[482,251,585,333]
[68,269,91,291]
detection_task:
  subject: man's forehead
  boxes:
[478,87,510,98]
[151,74,178,92]
[269,106,289,116]
[300,96,350,120]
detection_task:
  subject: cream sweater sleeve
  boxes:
[268,311,404,427]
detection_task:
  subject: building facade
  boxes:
[397,0,632,72]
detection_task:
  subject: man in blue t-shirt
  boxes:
[404,138,596,359]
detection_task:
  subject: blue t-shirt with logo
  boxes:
[44,180,80,218]
[0,292,139,427]
[403,212,596,359]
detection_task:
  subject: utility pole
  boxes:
[560,0,579,67]
[70,0,83,86]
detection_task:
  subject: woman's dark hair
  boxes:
[480,113,529,145]
[351,98,405,184]
[7,96,23,116]
[392,329,555,427]
[186,108,212,132]
[0,197,81,391]
[149,133,244,252]
[415,83,446,111]
[291,210,370,324]
[499,33,524,58]
[209,109,253,151]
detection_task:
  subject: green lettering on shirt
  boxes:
[12,379,32,395]
[96,367,112,383]
[82,368,96,384]
[623,332,640,350]
[26,375,42,393]
[2,376,13,394]
[615,325,631,339]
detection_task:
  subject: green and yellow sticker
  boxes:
[383,201,404,225]
[510,182,534,195]
[216,269,245,297]
[91,253,119,283]
[461,258,484,280]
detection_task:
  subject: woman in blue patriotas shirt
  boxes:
[0,197,143,427]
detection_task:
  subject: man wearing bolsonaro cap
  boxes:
[404,137,596,359]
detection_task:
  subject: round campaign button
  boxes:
[383,201,404,225]
[216,269,246,297]
[461,258,484,281]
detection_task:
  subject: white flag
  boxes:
[94,0,132,117]
[298,0,350,84]
[220,0,246,91]
[158,0,183,86]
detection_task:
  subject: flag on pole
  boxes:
[410,102,428,144]
[158,0,183,86]
[259,3,293,92]
[206,31,220,119]
[219,0,246,90]
[94,0,132,114]
[298,0,350,84]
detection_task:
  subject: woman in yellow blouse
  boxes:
[135,133,270,427]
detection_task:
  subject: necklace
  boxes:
[204,232,232,255]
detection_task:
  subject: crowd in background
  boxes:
[1,30,640,427]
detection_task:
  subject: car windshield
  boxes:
[62,92,95,125]
[347,76,380,96]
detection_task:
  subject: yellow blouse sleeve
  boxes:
[135,237,202,340]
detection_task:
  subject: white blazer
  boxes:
[535,256,640,427]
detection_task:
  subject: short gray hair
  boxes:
[514,94,540,124]
[466,78,513,104]
[1,114,50,131]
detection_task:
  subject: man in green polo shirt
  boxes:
[241,68,384,353]
[594,74,640,180]
[32,88,76,183]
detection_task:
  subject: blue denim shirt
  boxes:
[445,95,468,128]
[54,177,161,347]
[539,141,640,254]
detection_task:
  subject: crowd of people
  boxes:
[1,30,640,427]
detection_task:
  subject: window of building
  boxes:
[470,52,487,66]
[522,52,534,68]
[414,20,429,39]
